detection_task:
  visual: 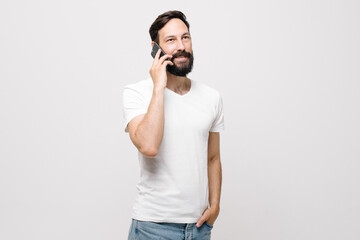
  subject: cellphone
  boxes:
[151,42,166,59]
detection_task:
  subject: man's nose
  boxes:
[176,40,185,51]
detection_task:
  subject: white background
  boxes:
[1,0,359,239]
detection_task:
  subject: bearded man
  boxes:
[123,10,224,240]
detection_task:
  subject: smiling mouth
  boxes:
[174,56,188,61]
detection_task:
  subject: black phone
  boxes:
[151,42,166,59]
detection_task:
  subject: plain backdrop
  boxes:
[1,0,359,239]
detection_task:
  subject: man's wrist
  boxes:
[207,205,220,226]
[153,85,165,94]
[209,204,220,216]
[153,86,165,96]
[209,202,220,210]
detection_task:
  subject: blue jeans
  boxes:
[128,219,213,240]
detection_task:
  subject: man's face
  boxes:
[157,18,194,76]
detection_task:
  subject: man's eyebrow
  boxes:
[164,35,175,40]
[164,32,190,40]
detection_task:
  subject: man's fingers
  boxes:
[155,49,161,59]
[196,209,210,228]
[151,49,161,67]
[163,60,173,67]
[153,49,172,68]
[196,218,206,228]
[159,54,173,64]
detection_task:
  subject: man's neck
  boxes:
[166,72,191,95]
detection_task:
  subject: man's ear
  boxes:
[151,41,155,48]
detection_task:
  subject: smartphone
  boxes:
[151,42,166,59]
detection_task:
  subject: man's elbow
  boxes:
[131,130,159,158]
[139,146,158,158]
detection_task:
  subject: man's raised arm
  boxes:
[126,49,173,158]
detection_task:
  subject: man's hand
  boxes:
[196,206,220,228]
[149,49,173,90]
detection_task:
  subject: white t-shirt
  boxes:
[122,78,224,223]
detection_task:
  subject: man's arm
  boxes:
[127,49,173,158]
[196,132,222,227]
[127,88,164,158]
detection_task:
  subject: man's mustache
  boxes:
[171,50,192,61]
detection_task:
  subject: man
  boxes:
[123,10,224,239]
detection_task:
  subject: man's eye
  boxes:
[167,39,173,42]
[183,36,190,39]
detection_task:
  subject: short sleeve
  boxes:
[209,95,225,132]
[122,86,148,132]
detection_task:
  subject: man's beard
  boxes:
[167,50,194,77]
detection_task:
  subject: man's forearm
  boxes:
[135,87,165,156]
[208,157,222,208]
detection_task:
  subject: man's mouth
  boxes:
[171,50,192,62]
[174,56,188,61]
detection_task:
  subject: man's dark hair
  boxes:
[149,10,190,43]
